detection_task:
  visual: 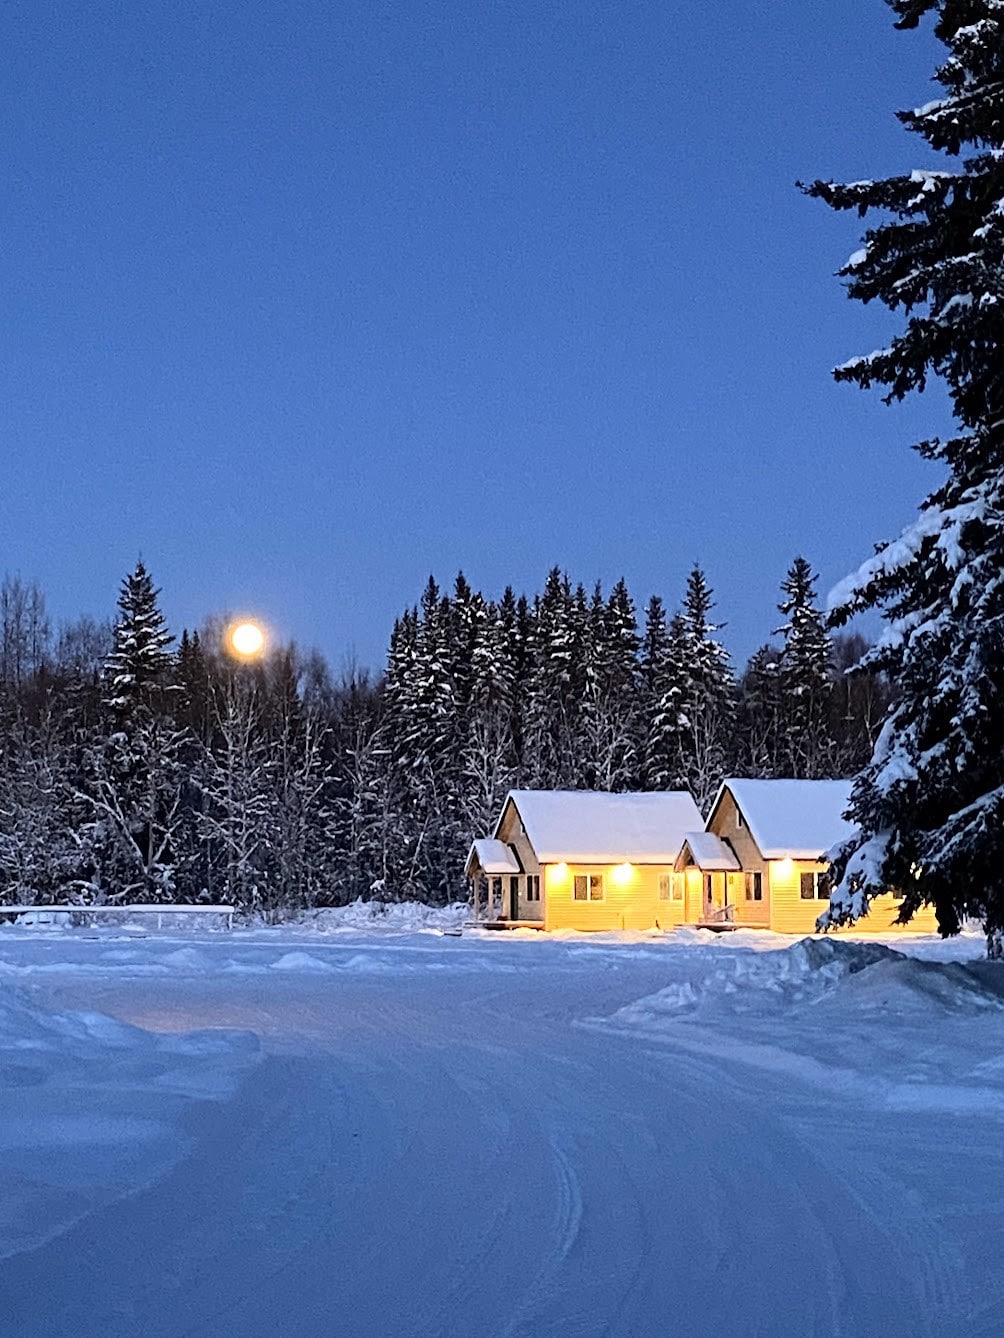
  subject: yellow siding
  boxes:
[766,860,940,936]
[543,862,686,932]
[767,860,830,936]
[494,801,544,922]
[830,893,940,936]
[683,869,704,926]
[728,871,770,929]
[706,789,770,928]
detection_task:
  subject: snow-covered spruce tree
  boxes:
[380,578,472,901]
[803,0,1004,946]
[735,644,785,778]
[674,568,735,811]
[640,605,692,792]
[523,568,580,788]
[774,557,837,778]
[78,562,184,902]
[576,579,641,790]
[640,596,673,787]
[491,585,532,778]
[459,595,519,842]
[103,561,175,714]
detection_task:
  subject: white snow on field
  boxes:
[0,977,258,1261]
[274,898,470,933]
[2,912,1004,1337]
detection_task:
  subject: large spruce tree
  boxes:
[83,561,183,900]
[674,568,735,811]
[774,557,836,779]
[803,0,1004,946]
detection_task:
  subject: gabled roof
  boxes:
[676,831,741,872]
[496,789,703,865]
[465,839,521,877]
[710,778,855,861]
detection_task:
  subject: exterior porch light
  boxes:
[611,862,633,886]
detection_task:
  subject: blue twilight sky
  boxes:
[2,0,953,674]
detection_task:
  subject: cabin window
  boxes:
[526,875,541,902]
[704,873,713,901]
[659,873,685,901]
[573,873,604,902]
[800,871,832,900]
[744,871,763,902]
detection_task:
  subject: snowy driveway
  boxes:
[2,926,1004,1338]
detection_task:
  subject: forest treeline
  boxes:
[0,559,885,915]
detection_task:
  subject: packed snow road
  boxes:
[2,923,1004,1338]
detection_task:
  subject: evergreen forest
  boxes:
[0,559,882,915]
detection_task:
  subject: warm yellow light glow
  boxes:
[229,621,266,659]
[550,862,569,882]
[773,858,794,878]
[611,862,633,886]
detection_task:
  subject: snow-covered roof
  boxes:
[497,790,703,864]
[713,779,855,861]
[465,839,521,877]
[676,832,740,872]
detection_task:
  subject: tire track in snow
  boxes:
[7,942,1004,1337]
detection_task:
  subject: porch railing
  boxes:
[702,903,735,925]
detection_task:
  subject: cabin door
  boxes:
[704,873,721,914]
[509,876,520,920]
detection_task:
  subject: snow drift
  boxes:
[0,981,259,1260]
[606,937,1004,1030]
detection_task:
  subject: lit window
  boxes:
[659,873,685,901]
[800,871,831,901]
[573,873,604,902]
[745,871,763,902]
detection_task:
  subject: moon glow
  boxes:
[230,621,266,657]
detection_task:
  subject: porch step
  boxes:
[466,919,545,931]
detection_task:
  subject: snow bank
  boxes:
[0,981,259,1260]
[606,938,1004,1031]
[247,899,471,934]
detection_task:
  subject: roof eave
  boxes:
[762,848,828,863]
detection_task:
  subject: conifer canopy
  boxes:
[803,0,1004,942]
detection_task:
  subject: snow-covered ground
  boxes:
[1,910,1002,1337]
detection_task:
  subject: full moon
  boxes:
[230,621,266,658]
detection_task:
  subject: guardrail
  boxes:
[0,903,236,930]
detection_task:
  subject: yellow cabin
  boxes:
[467,781,939,936]
[701,778,939,936]
[465,789,703,932]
